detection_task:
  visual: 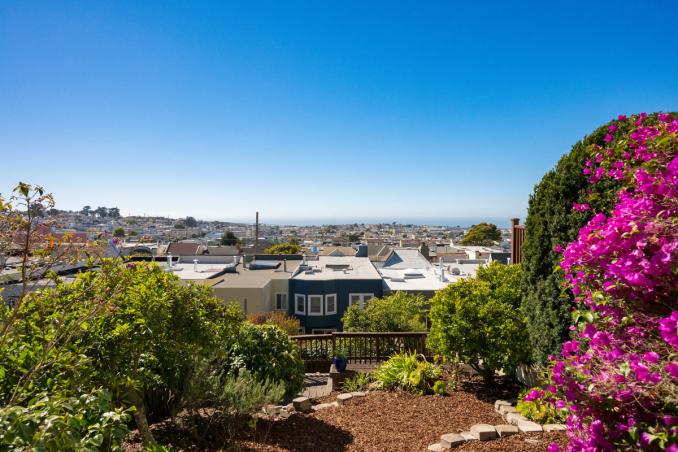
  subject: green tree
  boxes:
[113,227,125,238]
[184,216,197,227]
[220,231,240,246]
[93,207,108,218]
[460,222,501,246]
[108,207,121,219]
[80,205,91,216]
[520,113,672,364]
[428,262,528,384]
[342,292,426,332]
[265,242,301,254]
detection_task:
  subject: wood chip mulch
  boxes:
[125,376,568,452]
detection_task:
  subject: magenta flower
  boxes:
[604,133,614,142]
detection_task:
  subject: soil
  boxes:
[124,376,567,451]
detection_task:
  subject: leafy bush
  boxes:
[516,387,567,424]
[1,260,244,446]
[375,353,441,395]
[247,311,301,336]
[223,323,304,396]
[182,366,285,445]
[432,380,447,396]
[428,262,529,384]
[342,292,426,332]
[521,113,674,364]
[341,372,374,392]
[297,339,332,360]
[546,113,678,450]
[264,242,301,254]
[0,389,131,451]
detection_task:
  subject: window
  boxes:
[349,293,374,309]
[308,295,323,316]
[275,293,288,310]
[295,294,306,315]
[325,294,337,315]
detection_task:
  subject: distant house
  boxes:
[289,256,384,333]
[376,248,451,298]
[318,246,357,257]
[165,241,206,255]
[208,257,301,316]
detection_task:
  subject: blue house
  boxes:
[289,256,384,333]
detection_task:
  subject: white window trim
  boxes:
[349,293,374,309]
[308,295,324,316]
[275,293,288,311]
[325,293,337,315]
[295,294,306,315]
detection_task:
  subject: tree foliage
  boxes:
[342,292,426,332]
[521,113,672,364]
[220,231,240,246]
[460,222,501,246]
[428,262,528,384]
[113,227,125,237]
[265,242,301,254]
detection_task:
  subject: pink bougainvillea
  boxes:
[549,113,678,451]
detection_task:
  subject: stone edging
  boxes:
[290,391,368,414]
[426,399,566,451]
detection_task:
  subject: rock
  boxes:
[440,433,466,448]
[494,400,512,412]
[351,391,366,397]
[292,396,312,413]
[427,443,448,452]
[337,393,353,405]
[460,431,476,441]
[517,421,543,433]
[312,403,336,411]
[286,403,295,412]
[499,405,518,416]
[505,412,529,425]
[544,424,567,432]
[470,424,497,441]
[278,410,290,419]
[494,424,519,437]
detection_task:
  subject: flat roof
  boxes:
[210,260,301,289]
[293,256,382,281]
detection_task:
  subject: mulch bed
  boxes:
[124,376,567,451]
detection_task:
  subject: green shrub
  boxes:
[298,339,332,360]
[223,323,304,396]
[1,259,244,446]
[0,389,131,451]
[521,113,674,364]
[516,387,567,424]
[342,292,426,332]
[341,372,374,392]
[432,380,447,396]
[247,311,301,336]
[375,353,441,395]
[428,262,529,384]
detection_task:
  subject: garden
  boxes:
[0,111,676,451]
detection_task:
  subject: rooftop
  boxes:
[292,256,382,281]
[209,259,301,289]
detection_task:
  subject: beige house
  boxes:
[205,259,301,315]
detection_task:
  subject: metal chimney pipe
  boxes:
[439,257,443,281]
[283,258,287,272]
[167,252,173,269]
[193,259,198,272]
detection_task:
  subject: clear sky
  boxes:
[1,1,677,224]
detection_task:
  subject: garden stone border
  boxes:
[426,399,566,450]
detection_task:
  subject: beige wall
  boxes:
[211,279,290,315]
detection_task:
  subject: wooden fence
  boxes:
[291,331,429,371]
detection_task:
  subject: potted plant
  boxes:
[332,346,348,373]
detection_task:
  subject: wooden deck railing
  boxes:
[291,332,430,368]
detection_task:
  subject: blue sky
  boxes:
[1,1,677,224]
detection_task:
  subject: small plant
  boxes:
[247,311,301,336]
[375,353,441,395]
[432,380,447,396]
[341,372,374,392]
[516,387,567,424]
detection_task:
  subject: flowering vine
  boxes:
[547,113,678,451]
